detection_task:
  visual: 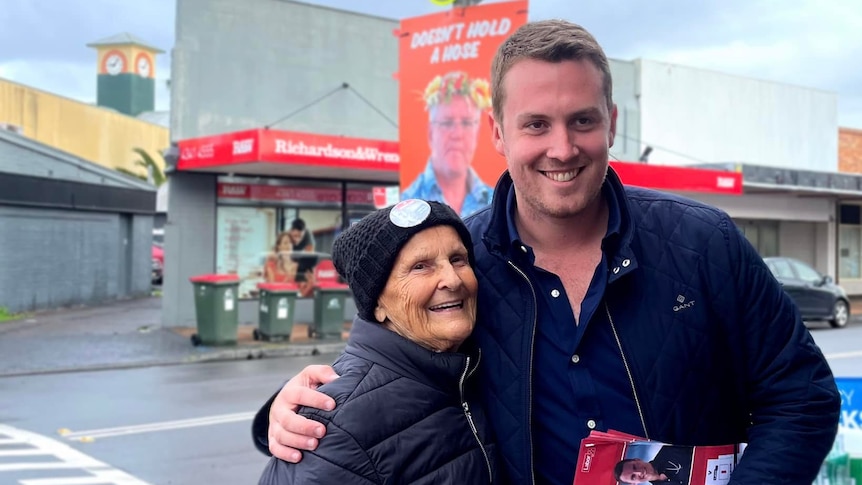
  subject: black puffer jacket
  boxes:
[464,170,839,484]
[258,317,497,484]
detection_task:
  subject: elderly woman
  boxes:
[258,199,496,484]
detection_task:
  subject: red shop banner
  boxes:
[610,161,742,195]
[217,182,375,205]
[177,129,400,173]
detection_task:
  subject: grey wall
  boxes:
[161,171,217,327]
[0,131,154,189]
[0,206,152,313]
[171,0,398,141]
[609,59,641,163]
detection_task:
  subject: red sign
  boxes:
[178,129,400,172]
[610,161,742,195]
[177,129,742,197]
[217,182,374,205]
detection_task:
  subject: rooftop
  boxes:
[86,33,165,53]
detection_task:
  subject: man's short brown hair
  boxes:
[490,19,613,123]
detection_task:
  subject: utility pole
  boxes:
[452,0,483,6]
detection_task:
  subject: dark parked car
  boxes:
[764,256,850,328]
[152,243,164,286]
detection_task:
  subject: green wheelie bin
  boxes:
[311,281,351,339]
[189,274,240,346]
[255,282,299,342]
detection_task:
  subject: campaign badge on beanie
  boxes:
[331,198,474,323]
[389,199,431,227]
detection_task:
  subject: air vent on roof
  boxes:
[0,123,23,135]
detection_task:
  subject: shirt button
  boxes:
[571,354,580,364]
[551,289,560,298]
[622,259,631,267]
[587,419,597,429]
[612,267,620,274]
[520,245,528,253]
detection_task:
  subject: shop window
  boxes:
[839,225,861,280]
[275,208,342,282]
[216,206,277,299]
[215,176,383,298]
[840,204,861,225]
[840,203,862,280]
[346,182,388,226]
[735,219,779,258]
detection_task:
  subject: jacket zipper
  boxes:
[605,302,650,439]
[506,260,538,485]
[459,354,493,482]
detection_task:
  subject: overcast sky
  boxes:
[1,0,860,130]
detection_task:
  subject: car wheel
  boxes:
[829,299,849,328]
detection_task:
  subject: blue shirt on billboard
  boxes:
[401,160,493,218]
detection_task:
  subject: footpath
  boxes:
[0,296,346,378]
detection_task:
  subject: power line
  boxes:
[345,84,398,129]
[611,132,708,164]
[264,83,349,129]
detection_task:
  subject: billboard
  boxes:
[398,0,528,217]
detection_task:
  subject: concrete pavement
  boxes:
[3,294,860,378]
[0,296,346,377]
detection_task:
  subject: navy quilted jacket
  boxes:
[258,317,497,484]
[465,169,840,485]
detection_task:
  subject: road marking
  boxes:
[0,448,50,457]
[825,350,862,360]
[0,424,150,484]
[20,469,148,485]
[62,412,255,441]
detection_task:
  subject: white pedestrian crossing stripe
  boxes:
[0,424,150,484]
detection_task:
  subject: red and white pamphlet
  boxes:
[574,430,745,485]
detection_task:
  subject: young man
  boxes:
[252,20,840,485]
[286,218,317,283]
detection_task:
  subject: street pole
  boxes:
[452,0,483,7]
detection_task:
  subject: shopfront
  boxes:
[161,127,747,327]
[161,129,400,327]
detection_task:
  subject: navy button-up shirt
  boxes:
[505,184,645,484]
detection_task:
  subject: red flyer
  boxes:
[574,430,745,485]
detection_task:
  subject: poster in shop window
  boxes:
[398,0,528,218]
[216,206,276,299]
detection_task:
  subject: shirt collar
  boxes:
[504,175,623,253]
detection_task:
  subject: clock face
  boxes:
[136,54,152,78]
[103,51,125,75]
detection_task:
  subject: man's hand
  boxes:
[268,365,339,462]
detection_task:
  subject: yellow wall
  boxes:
[0,77,168,176]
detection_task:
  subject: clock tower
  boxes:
[87,33,164,116]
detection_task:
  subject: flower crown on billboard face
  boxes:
[422,71,492,111]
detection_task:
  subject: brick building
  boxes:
[840,128,862,174]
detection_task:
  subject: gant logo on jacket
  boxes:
[673,295,696,312]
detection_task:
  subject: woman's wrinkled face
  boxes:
[374,225,478,352]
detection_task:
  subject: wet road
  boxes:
[0,321,859,485]
[0,353,337,485]
[808,318,862,376]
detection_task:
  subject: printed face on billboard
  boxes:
[428,89,482,181]
[398,1,528,218]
